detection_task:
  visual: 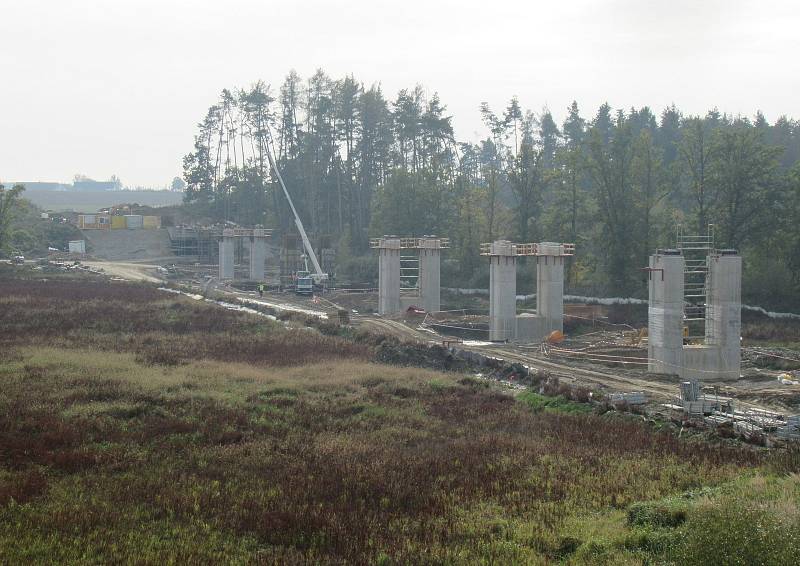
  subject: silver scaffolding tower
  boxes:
[400,254,420,296]
[676,224,715,340]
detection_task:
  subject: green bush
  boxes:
[517,391,593,414]
[623,528,678,554]
[673,503,800,565]
[627,501,687,528]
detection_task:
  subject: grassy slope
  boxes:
[0,271,798,564]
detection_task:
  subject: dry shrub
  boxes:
[0,356,764,563]
[127,331,369,367]
[0,409,108,472]
[0,280,371,368]
[0,280,259,342]
[0,278,771,563]
[0,348,24,363]
[0,469,48,505]
[742,310,800,343]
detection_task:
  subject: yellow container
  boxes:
[111,216,127,229]
[143,216,161,229]
[78,214,111,229]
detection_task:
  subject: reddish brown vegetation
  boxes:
[0,277,775,563]
[0,279,370,367]
[0,345,770,564]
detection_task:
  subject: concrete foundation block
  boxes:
[515,313,549,343]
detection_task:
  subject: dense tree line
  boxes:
[182,69,800,309]
[0,184,25,253]
[0,183,82,257]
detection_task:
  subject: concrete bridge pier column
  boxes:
[489,240,517,341]
[249,234,267,280]
[536,243,566,334]
[418,240,442,313]
[706,250,742,379]
[378,237,402,315]
[647,251,685,375]
[219,230,235,280]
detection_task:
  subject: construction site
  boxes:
[60,213,800,445]
[36,104,794,445]
[9,2,800,560]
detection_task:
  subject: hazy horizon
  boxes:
[2,0,799,187]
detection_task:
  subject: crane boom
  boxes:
[264,142,327,281]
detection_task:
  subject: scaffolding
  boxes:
[370,236,450,296]
[676,224,715,340]
[400,254,420,296]
[168,226,224,263]
[371,236,449,314]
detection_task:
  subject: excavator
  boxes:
[264,136,328,296]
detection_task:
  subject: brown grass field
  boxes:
[1,269,798,564]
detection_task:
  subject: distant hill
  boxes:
[23,190,184,212]
[5,182,72,191]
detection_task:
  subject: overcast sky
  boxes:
[2,0,799,188]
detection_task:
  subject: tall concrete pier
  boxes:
[536,242,567,332]
[704,251,742,379]
[371,236,448,315]
[647,250,685,375]
[218,230,235,280]
[487,241,518,341]
[376,237,402,315]
[218,228,273,282]
[647,247,741,380]
[418,237,444,313]
[482,241,575,342]
[248,231,268,280]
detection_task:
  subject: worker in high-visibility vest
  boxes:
[258,284,265,298]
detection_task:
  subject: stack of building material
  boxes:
[705,412,733,426]
[679,381,700,402]
[737,409,785,432]
[734,421,763,438]
[678,380,734,416]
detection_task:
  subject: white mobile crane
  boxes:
[264,135,328,294]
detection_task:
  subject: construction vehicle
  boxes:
[264,135,329,290]
[295,270,314,296]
